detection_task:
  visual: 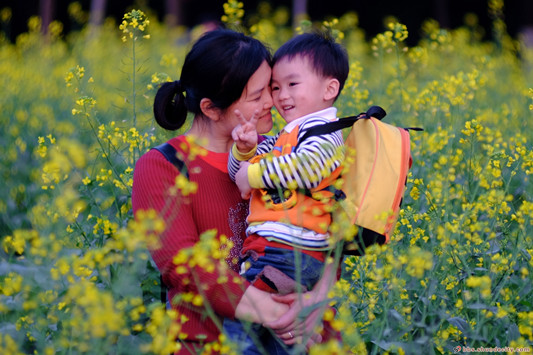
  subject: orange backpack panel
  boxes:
[298,106,422,255]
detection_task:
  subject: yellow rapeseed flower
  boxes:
[221,0,244,26]
[0,272,23,296]
[465,275,492,299]
[120,9,150,42]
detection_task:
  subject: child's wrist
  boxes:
[233,143,257,161]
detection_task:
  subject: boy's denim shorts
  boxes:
[223,318,294,355]
[241,246,324,292]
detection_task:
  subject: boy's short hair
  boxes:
[273,31,349,98]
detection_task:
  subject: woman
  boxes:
[132,29,332,354]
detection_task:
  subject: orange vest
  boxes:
[247,126,342,234]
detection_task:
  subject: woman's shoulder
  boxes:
[135,136,186,173]
[140,136,186,158]
[139,136,229,174]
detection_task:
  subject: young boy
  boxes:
[224,32,349,353]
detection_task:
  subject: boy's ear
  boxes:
[200,98,221,121]
[323,78,340,101]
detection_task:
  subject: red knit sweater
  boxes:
[132,136,251,352]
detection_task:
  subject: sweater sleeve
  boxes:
[132,149,248,319]
[248,118,345,190]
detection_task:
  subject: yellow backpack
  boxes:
[299,106,422,255]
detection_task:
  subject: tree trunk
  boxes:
[89,0,107,27]
[39,0,55,35]
[293,0,307,28]
[165,0,185,27]
[433,0,450,29]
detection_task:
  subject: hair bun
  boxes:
[153,80,188,131]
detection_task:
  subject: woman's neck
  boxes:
[186,120,233,153]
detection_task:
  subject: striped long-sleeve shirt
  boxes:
[228,107,344,250]
[229,107,344,190]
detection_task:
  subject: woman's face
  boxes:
[225,60,273,135]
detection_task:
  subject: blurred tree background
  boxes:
[2,0,533,46]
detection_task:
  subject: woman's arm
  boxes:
[263,260,339,344]
[132,149,249,318]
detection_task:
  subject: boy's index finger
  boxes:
[234,109,249,126]
[235,109,260,130]
[248,110,260,127]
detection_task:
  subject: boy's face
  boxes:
[271,55,335,123]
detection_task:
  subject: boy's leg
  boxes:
[243,247,324,293]
[223,318,273,355]
[264,330,296,355]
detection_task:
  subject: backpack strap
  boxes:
[152,142,189,178]
[150,142,189,305]
[296,106,387,147]
[296,106,387,200]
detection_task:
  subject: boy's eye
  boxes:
[289,82,298,87]
[271,86,279,91]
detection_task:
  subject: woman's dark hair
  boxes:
[154,29,271,131]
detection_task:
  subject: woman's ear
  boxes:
[200,98,221,121]
[323,78,340,102]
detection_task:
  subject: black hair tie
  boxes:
[174,80,185,94]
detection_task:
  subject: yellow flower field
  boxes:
[1,1,532,354]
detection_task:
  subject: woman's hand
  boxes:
[265,291,327,346]
[263,262,339,347]
[235,286,289,324]
[235,286,326,350]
